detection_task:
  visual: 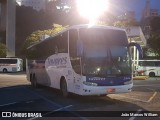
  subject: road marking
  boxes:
[41,105,73,116]
[111,91,157,103]
[28,105,73,120]
[129,109,142,120]
[112,95,149,103]
[134,84,160,87]
[147,91,157,102]
[24,88,88,120]
[0,102,17,107]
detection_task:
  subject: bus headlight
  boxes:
[83,81,98,86]
[124,80,132,85]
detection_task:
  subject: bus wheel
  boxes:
[149,72,155,77]
[60,79,69,97]
[3,68,7,73]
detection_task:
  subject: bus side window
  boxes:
[69,29,78,57]
[155,61,160,66]
[59,31,68,53]
[69,29,81,74]
[139,61,143,66]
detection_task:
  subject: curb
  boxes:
[133,76,149,80]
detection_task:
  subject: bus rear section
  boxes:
[0,58,23,73]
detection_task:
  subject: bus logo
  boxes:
[89,77,106,81]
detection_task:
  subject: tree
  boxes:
[150,16,160,34]
[22,24,66,56]
[148,35,160,58]
[0,31,6,44]
[147,16,160,58]
[0,42,6,57]
[114,19,139,27]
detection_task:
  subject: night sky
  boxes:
[110,0,160,21]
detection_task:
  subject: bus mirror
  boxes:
[128,42,143,59]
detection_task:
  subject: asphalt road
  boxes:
[0,72,160,120]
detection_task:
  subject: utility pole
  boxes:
[6,0,16,57]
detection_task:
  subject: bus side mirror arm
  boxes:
[128,42,143,59]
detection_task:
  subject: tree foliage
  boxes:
[150,17,160,33]
[0,42,6,57]
[148,35,160,58]
[147,17,160,58]
[22,24,67,55]
[114,20,139,27]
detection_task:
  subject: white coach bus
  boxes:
[135,60,160,77]
[26,24,142,97]
[0,58,23,73]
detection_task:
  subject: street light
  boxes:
[76,0,109,26]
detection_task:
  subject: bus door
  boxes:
[70,58,82,94]
[69,29,82,93]
[155,61,160,76]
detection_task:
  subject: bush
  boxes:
[0,42,6,57]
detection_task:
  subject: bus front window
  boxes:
[82,46,131,77]
[80,28,131,77]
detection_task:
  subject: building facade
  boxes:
[141,0,159,39]
[16,0,47,11]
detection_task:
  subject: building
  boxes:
[141,0,159,39]
[142,0,159,18]
[16,0,47,11]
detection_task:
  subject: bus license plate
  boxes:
[106,88,115,93]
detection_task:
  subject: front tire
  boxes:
[3,68,7,73]
[60,79,69,97]
[149,72,155,77]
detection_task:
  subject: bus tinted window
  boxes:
[139,61,159,66]
[69,29,81,74]
[155,61,160,66]
[0,59,17,64]
[69,29,78,57]
[57,31,68,53]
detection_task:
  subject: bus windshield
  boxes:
[80,28,131,77]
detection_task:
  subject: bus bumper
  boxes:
[80,83,133,96]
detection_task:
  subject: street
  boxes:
[0,73,160,120]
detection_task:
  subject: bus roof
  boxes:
[27,24,127,50]
[0,58,21,59]
[134,60,160,61]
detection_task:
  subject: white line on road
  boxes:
[113,91,157,103]
[134,84,160,87]
[129,109,142,120]
[113,95,149,103]
[28,105,73,120]
[41,105,73,117]
[0,102,17,107]
[147,91,157,102]
[24,88,88,120]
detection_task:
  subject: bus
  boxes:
[135,60,160,77]
[0,58,23,73]
[26,24,143,97]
